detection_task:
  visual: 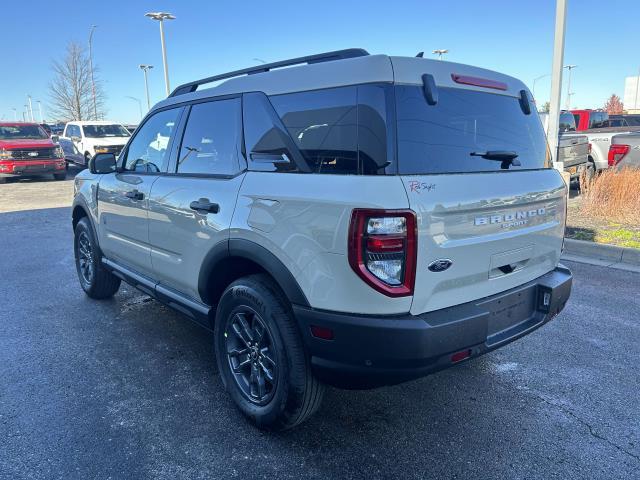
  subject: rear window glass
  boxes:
[395,86,548,174]
[559,112,576,132]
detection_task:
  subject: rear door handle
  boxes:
[190,198,220,214]
[125,189,144,200]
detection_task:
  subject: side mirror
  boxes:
[51,135,59,143]
[71,136,80,143]
[89,153,117,174]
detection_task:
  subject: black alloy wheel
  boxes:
[225,307,278,405]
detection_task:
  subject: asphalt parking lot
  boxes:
[1,172,639,480]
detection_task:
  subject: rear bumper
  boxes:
[294,265,572,389]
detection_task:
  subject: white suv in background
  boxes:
[71,49,573,430]
[62,121,130,166]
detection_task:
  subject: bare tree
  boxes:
[603,94,624,115]
[48,41,106,121]
[539,101,551,113]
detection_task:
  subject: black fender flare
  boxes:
[197,238,310,308]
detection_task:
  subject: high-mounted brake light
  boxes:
[608,144,630,166]
[451,73,508,91]
[348,209,417,297]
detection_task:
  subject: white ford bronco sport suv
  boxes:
[72,49,572,430]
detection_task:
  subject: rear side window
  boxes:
[177,98,241,176]
[264,85,394,175]
[395,86,548,174]
[270,87,358,174]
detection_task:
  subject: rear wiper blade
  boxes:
[470,150,521,169]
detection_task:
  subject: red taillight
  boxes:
[348,209,417,297]
[451,73,507,91]
[608,144,630,166]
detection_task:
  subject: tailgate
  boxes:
[558,135,589,168]
[402,170,566,315]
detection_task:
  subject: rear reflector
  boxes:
[310,325,334,341]
[451,73,508,91]
[451,349,472,363]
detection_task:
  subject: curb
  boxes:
[562,238,640,271]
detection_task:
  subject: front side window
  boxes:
[122,108,181,173]
[176,98,241,176]
[83,124,131,138]
[395,86,548,174]
[0,124,48,140]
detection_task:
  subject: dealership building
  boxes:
[624,75,640,113]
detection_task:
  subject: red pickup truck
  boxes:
[0,122,66,183]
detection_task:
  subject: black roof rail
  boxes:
[169,48,370,97]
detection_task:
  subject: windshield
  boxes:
[395,86,548,174]
[82,124,130,138]
[0,125,49,140]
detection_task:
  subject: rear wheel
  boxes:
[214,274,324,430]
[74,217,121,299]
[0,177,6,184]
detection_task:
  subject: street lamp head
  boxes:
[139,64,154,70]
[564,64,578,69]
[432,49,449,55]
[145,12,176,21]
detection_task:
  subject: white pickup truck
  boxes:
[61,121,131,166]
[581,128,640,171]
[539,112,590,180]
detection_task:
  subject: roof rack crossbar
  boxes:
[169,48,370,97]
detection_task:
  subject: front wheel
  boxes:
[74,217,121,299]
[214,274,324,430]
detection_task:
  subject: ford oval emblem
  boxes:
[428,259,452,272]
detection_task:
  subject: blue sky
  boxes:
[1,0,636,124]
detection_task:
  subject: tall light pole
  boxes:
[548,0,567,173]
[37,101,44,123]
[532,73,551,102]
[145,12,175,96]
[432,49,448,60]
[564,64,577,110]
[27,96,34,122]
[139,64,154,110]
[89,25,98,120]
[125,96,143,121]
[11,108,17,121]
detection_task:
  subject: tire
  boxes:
[214,274,324,431]
[74,217,121,299]
[0,177,6,184]
[53,172,66,181]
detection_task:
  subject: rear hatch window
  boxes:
[395,86,548,174]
